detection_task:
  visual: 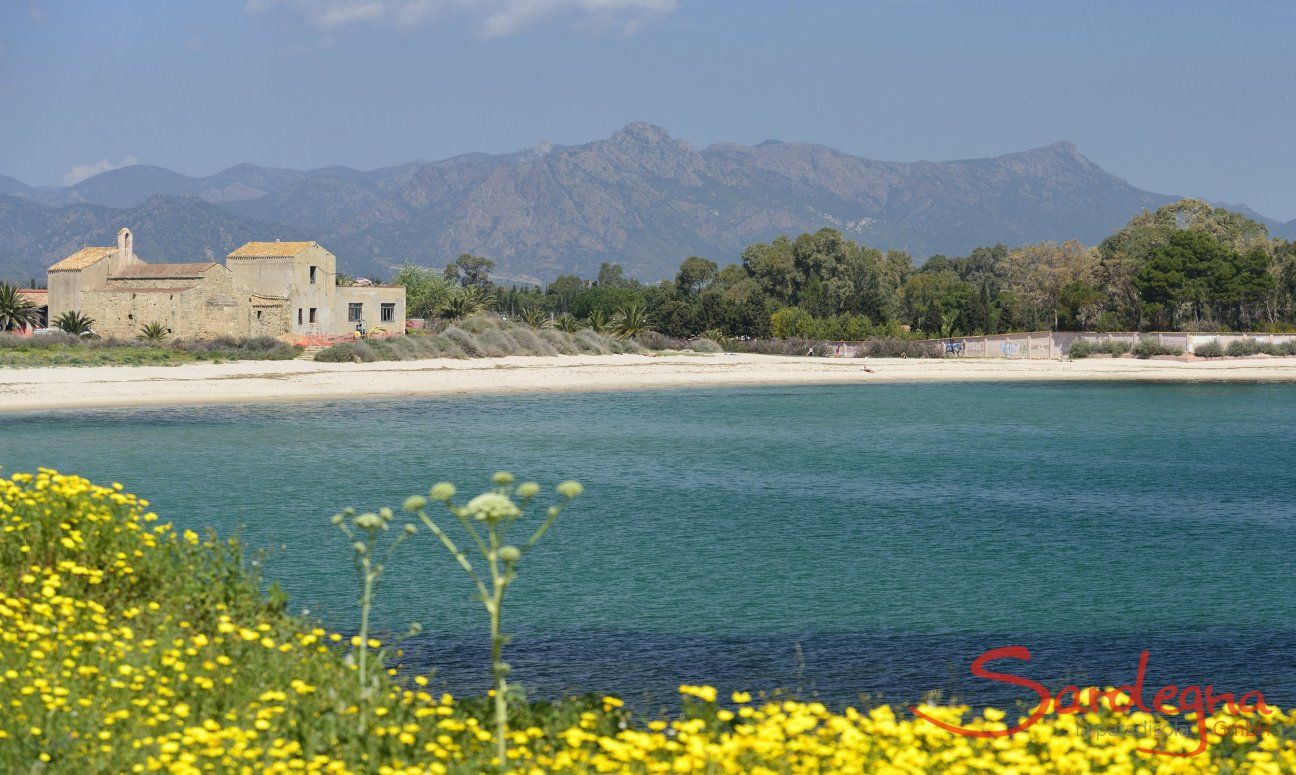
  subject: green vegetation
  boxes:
[388,198,1296,343]
[1195,340,1225,358]
[53,310,95,336]
[0,333,301,367]
[1132,337,1184,359]
[313,316,640,362]
[1067,339,1133,359]
[0,283,42,331]
[138,321,170,342]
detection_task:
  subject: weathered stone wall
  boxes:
[249,301,291,338]
[47,260,110,324]
[82,287,207,340]
[227,246,336,336]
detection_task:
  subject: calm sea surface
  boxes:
[2,382,1295,709]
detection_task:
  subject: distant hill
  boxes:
[0,194,303,283]
[5,123,1294,283]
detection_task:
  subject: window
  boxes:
[348,303,363,323]
[309,266,318,284]
[380,303,396,323]
[309,308,318,324]
[255,310,262,319]
[297,308,303,325]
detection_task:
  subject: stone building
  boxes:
[47,228,405,339]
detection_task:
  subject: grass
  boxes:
[3,468,1295,773]
[0,333,301,367]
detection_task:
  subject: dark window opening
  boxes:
[348,303,363,323]
[255,310,262,319]
[309,266,318,284]
[380,303,395,323]
[309,308,318,324]
[297,308,303,325]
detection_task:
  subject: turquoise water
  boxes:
[3,383,1295,706]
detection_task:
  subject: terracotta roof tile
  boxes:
[48,246,116,272]
[109,263,215,279]
[227,241,315,258]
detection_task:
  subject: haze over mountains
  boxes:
[3,122,1293,284]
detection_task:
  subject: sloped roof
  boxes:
[109,262,215,279]
[227,241,316,258]
[86,286,197,294]
[48,246,116,272]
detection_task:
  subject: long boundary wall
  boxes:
[828,332,1296,359]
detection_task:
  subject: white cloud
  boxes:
[63,155,140,186]
[244,0,676,37]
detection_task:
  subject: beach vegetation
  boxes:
[0,333,300,366]
[138,321,170,342]
[314,315,639,362]
[1133,337,1185,358]
[0,282,42,332]
[1195,340,1225,358]
[611,301,652,338]
[1066,339,1094,358]
[53,310,96,337]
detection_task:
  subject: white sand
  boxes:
[3,353,1296,413]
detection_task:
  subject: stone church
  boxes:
[47,228,405,339]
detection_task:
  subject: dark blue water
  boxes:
[2,383,1294,709]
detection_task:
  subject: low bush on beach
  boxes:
[1221,338,1296,357]
[1070,339,1134,358]
[1133,337,1184,358]
[4,468,1296,773]
[313,317,779,363]
[856,338,943,358]
[1195,340,1225,358]
[0,333,300,366]
[1067,339,1095,358]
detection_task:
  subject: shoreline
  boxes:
[5,353,1296,413]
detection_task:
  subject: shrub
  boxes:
[1067,339,1094,359]
[1097,339,1132,356]
[1195,340,1225,358]
[856,338,943,358]
[311,316,633,362]
[688,337,723,353]
[314,340,377,362]
[1133,337,1184,358]
[1226,338,1264,357]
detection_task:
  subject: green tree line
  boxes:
[394,199,1296,339]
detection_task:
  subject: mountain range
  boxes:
[3,122,1293,284]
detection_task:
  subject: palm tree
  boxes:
[439,287,489,320]
[138,322,169,342]
[552,312,581,333]
[586,309,611,335]
[53,310,95,337]
[611,301,653,339]
[0,283,41,332]
[518,307,549,328]
[700,328,732,350]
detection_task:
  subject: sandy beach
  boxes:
[3,353,1296,413]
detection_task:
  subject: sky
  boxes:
[1,0,1294,219]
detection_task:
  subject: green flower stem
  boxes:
[415,511,488,599]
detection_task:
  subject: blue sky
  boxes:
[2,0,1294,219]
